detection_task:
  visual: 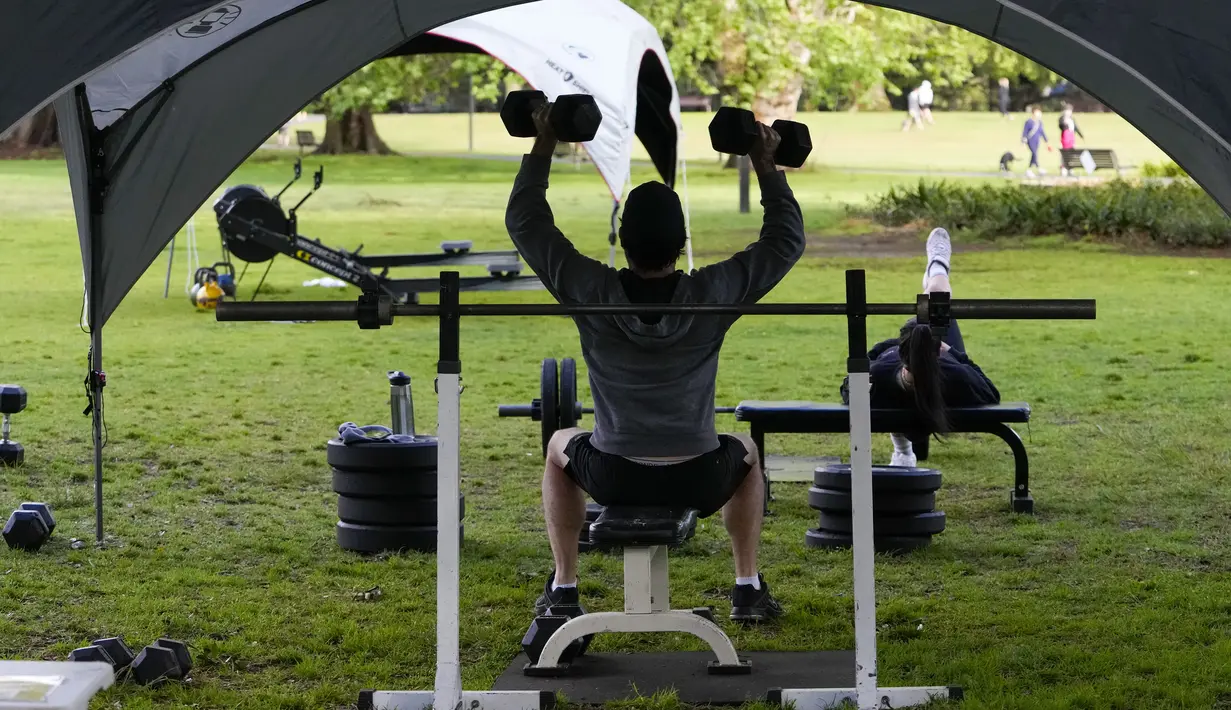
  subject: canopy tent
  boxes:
[407,1,683,199]
[1,0,1230,543]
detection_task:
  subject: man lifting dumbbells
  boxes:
[504,95,806,622]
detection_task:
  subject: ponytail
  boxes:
[898,320,949,435]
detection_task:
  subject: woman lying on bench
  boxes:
[841,228,1001,466]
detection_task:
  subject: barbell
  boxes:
[497,357,736,456]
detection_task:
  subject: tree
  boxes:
[0,105,59,157]
[314,59,414,154]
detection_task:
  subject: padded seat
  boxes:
[589,507,699,548]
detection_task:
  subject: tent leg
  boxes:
[163,236,176,298]
[91,327,105,543]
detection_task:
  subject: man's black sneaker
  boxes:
[730,574,784,623]
[534,571,580,616]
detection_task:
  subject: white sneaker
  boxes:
[890,451,917,467]
[922,227,952,291]
[1025,169,1037,178]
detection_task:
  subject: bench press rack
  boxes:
[217,270,1094,710]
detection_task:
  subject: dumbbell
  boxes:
[69,636,136,673]
[501,90,602,143]
[0,384,26,466]
[131,638,193,685]
[3,502,56,551]
[521,605,590,667]
[708,106,813,168]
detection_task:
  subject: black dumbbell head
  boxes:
[19,502,55,535]
[708,107,758,156]
[69,645,116,667]
[93,637,136,669]
[131,645,182,685]
[550,94,602,143]
[501,90,547,138]
[771,119,813,168]
[521,614,578,666]
[3,509,49,551]
[154,638,193,676]
[0,385,26,415]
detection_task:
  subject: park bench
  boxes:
[734,401,1035,513]
[296,129,317,155]
[1060,148,1122,176]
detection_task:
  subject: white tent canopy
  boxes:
[425,1,682,199]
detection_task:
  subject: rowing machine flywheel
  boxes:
[214,184,285,264]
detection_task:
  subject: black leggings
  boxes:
[905,317,966,353]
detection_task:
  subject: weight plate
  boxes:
[331,468,438,498]
[336,522,462,554]
[559,357,579,431]
[540,358,559,457]
[817,511,946,536]
[585,503,604,522]
[813,464,941,492]
[338,494,465,526]
[804,528,933,554]
[214,185,284,263]
[327,437,438,473]
[807,487,936,514]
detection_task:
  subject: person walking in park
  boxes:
[1021,105,1052,177]
[901,86,924,131]
[918,80,935,125]
[998,78,1011,119]
[1057,103,1084,175]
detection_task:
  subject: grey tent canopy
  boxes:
[3,0,1229,329]
[2,0,1231,542]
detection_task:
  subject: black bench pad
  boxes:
[590,507,699,548]
[734,401,1030,433]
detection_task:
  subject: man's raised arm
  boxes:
[505,102,607,305]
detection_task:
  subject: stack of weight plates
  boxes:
[327,436,465,553]
[806,464,945,553]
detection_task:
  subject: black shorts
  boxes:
[562,434,752,518]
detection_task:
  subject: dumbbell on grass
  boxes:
[708,106,813,168]
[0,384,27,466]
[69,636,136,673]
[501,90,602,143]
[3,502,56,551]
[131,638,193,685]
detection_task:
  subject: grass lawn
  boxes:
[282,110,1172,175]
[2,153,1231,710]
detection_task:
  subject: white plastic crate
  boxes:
[0,662,113,710]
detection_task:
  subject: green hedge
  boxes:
[1140,160,1190,178]
[865,179,1231,247]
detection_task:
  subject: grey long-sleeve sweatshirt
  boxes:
[505,154,805,457]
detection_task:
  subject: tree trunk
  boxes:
[0,105,59,157]
[315,107,393,155]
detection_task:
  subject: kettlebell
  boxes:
[195,279,225,310]
[189,282,202,307]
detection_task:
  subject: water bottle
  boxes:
[388,370,414,436]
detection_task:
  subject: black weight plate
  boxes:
[559,357,579,431]
[804,528,932,553]
[331,468,438,497]
[327,437,438,473]
[338,494,465,526]
[818,511,946,536]
[215,185,284,263]
[336,522,462,554]
[813,464,941,492]
[807,487,936,514]
[540,358,559,457]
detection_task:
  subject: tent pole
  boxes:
[163,235,176,298]
[91,327,105,542]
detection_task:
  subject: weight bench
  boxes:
[524,506,750,676]
[735,401,1034,513]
